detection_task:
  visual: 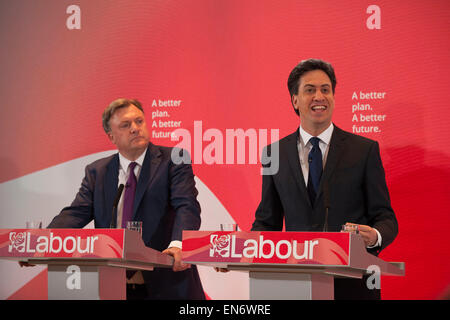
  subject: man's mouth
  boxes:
[311,105,327,112]
[131,136,144,142]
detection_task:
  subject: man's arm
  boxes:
[47,165,95,228]
[165,148,201,271]
[363,141,398,252]
[168,148,201,241]
[252,145,284,231]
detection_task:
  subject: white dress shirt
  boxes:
[298,124,334,186]
[297,123,381,248]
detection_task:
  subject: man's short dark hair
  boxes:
[287,59,337,115]
[102,98,144,133]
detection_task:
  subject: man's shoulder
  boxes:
[149,142,191,160]
[86,153,118,170]
[264,130,297,150]
[334,125,378,147]
[262,125,379,153]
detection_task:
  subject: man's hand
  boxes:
[162,247,191,272]
[342,223,378,247]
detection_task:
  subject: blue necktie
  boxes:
[122,162,137,228]
[307,137,323,207]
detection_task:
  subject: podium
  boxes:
[182,231,404,300]
[0,228,174,300]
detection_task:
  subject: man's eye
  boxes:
[120,123,130,129]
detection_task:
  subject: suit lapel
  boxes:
[285,129,312,207]
[104,154,119,224]
[133,143,162,218]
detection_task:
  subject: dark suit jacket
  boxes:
[48,143,205,299]
[252,125,398,254]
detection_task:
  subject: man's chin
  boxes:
[130,139,149,150]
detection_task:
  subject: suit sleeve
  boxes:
[47,165,95,228]
[252,145,284,231]
[364,141,398,252]
[169,149,201,241]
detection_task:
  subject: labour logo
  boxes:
[9,232,26,253]
[210,234,231,257]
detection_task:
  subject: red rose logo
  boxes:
[9,232,26,252]
[210,234,231,257]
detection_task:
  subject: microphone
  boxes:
[110,184,124,228]
[323,179,330,232]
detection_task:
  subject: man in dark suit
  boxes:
[48,98,205,300]
[252,59,398,300]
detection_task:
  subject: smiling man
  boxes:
[251,59,398,300]
[48,98,205,300]
[291,68,335,136]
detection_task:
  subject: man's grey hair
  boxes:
[102,98,144,133]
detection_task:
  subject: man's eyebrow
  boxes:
[303,84,331,87]
[120,115,142,123]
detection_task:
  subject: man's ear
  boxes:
[291,95,299,111]
[107,132,115,144]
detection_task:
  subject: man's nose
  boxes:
[313,90,325,101]
[130,121,139,133]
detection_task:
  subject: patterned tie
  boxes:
[307,137,323,207]
[122,162,137,228]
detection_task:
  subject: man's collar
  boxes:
[118,147,148,171]
[299,123,334,145]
